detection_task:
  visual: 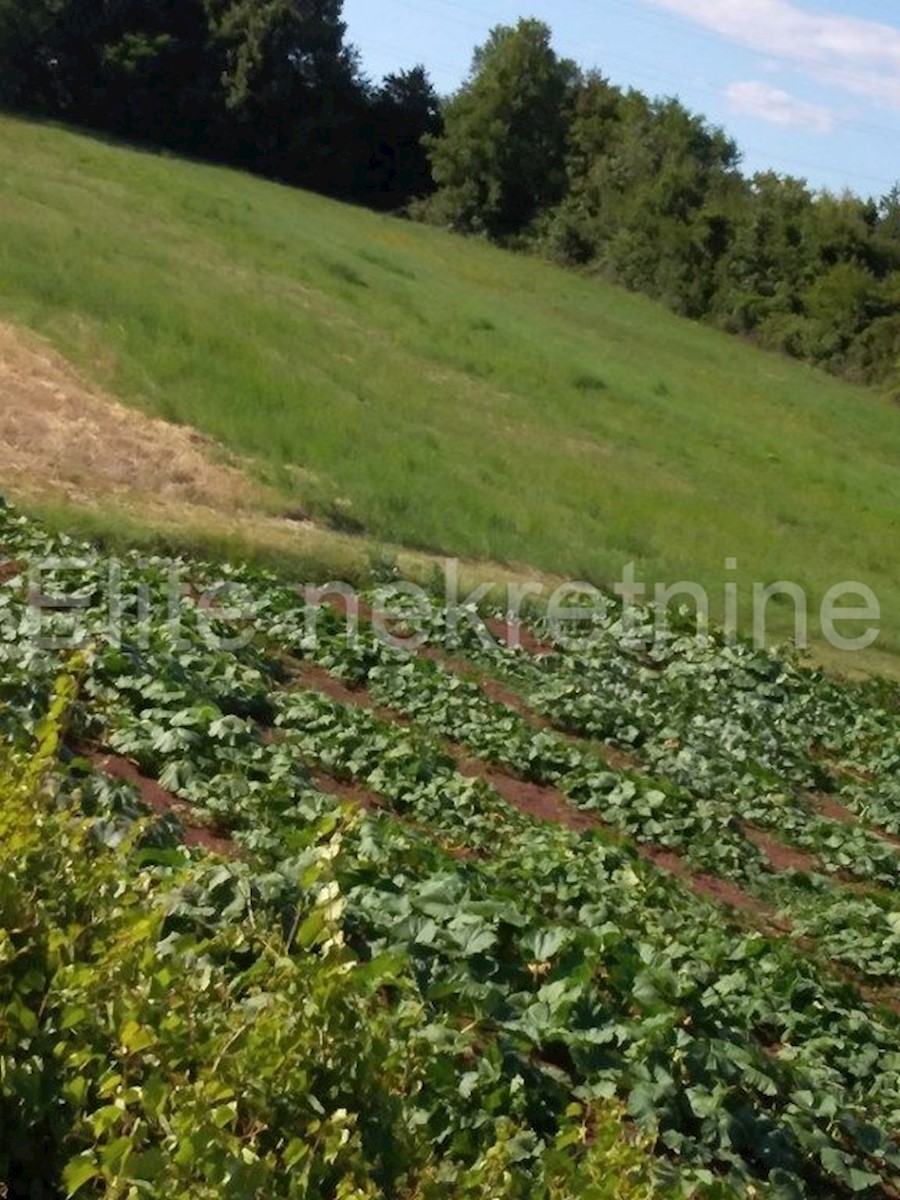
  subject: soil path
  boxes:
[90,751,235,856]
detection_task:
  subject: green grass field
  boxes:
[1,114,899,664]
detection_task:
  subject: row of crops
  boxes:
[285,598,900,985]
[2,499,900,1196]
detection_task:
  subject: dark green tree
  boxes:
[0,0,220,149]
[364,66,442,210]
[710,172,814,339]
[0,0,55,112]
[205,0,366,190]
[878,185,900,246]
[424,19,579,239]
[541,70,622,263]
[548,85,741,315]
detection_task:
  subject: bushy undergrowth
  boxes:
[0,668,660,1199]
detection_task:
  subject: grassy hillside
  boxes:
[1,115,899,663]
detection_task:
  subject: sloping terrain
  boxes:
[0,319,273,515]
[0,319,534,593]
[3,503,900,1195]
[1,115,899,670]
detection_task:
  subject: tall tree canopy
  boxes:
[416,20,899,387]
[364,66,442,210]
[0,0,438,205]
[205,0,364,187]
[425,19,579,240]
[548,83,742,316]
[0,0,217,148]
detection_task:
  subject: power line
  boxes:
[348,0,899,190]
[391,0,486,35]
[353,32,472,81]
[739,145,897,191]
[596,0,900,100]
[367,0,900,141]
[610,0,900,148]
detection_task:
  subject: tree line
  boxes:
[421,19,900,390]
[0,4,897,388]
[0,0,441,210]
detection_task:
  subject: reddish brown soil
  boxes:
[422,646,647,777]
[813,792,857,824]
[481,676,550,727]
[90,752,235,857]
[310,767,479,861]
[290,659,403,726]
[742,824,821,874]
[453,754,598,834]
[290,658,784,921]
[292,658,594,834]
[315,593,555,717]
[288,654,900,933]
[642,846,780,922]
[809,743,874,784]
[311,769,383,812]
[809,791,900,850]
[183,582,224,611]
[0,559,25,585]
[821,957,900,1018]
[866,824,900,850]
[603,745,643,772]
[419,645,551,729]
[484,617,556,657]
[315,593,555,657]
[316,594,645,779]
[288,657,884,932]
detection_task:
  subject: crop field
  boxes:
[4,500,900,1196]
[2,115,900,668]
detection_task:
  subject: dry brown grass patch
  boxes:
[0,320,275,516]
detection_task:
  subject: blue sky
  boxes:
[343,0,900,197]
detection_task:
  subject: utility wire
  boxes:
[349,0,899,190]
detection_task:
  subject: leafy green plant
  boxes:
[0,650,666,1198]
[7,502,900,1194]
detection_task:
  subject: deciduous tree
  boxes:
[425,19,578,239]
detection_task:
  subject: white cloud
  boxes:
[726,80,834,132]
[644,0,900,109]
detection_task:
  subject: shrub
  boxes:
[0,669,664,1199]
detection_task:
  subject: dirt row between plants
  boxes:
[308,770,482,863]
[89,744,480,866]
[0,560,26,585]
[409,616,900,874]
[89,751,236,857]
[289,661,589,832]
[310,594,642,771]
[274,665,900,1015]
[87,733,900,1017]
[285,658,778,919]
[810,791,900,850]
[741,824,821,874]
